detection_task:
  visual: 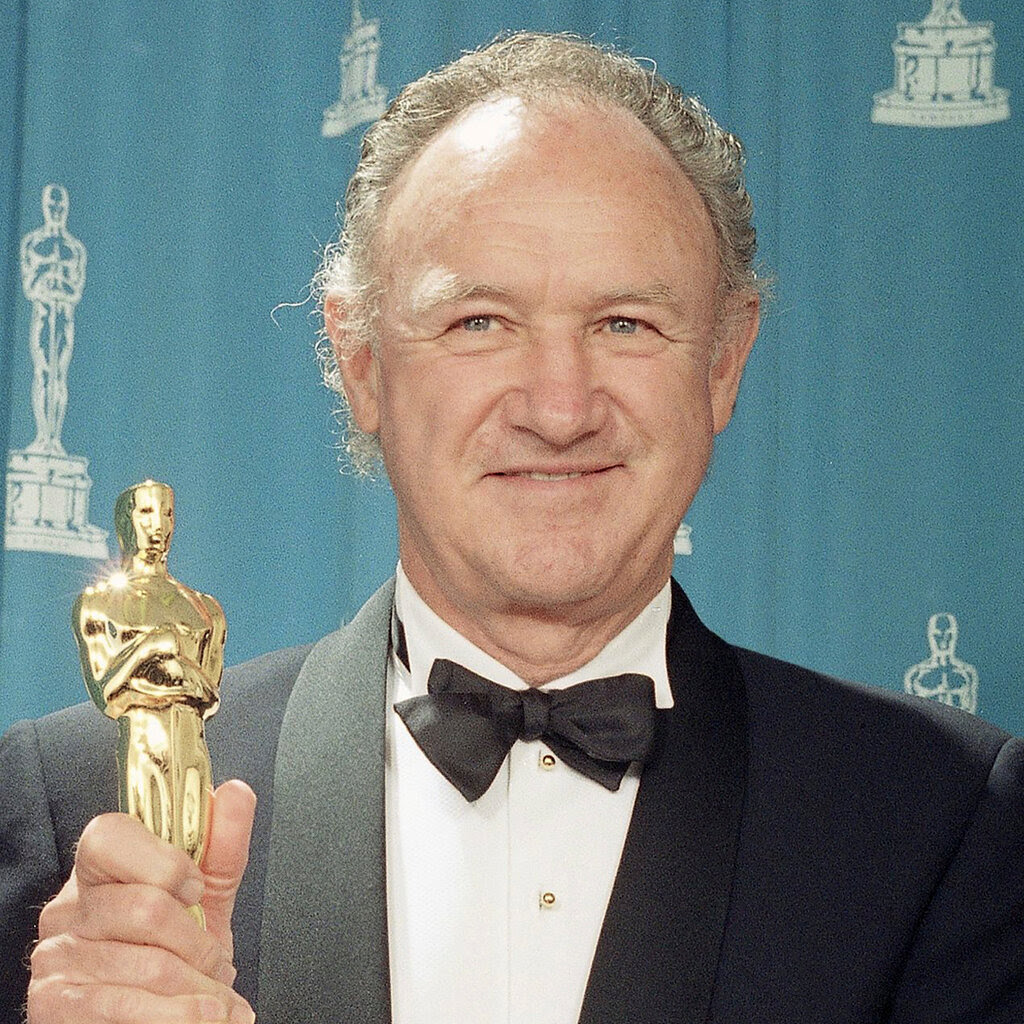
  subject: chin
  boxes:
[490,555,625,615]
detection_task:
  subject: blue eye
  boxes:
[461,315,494,332]
[607,317,639,334]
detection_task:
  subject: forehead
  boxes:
[132,487,172,510]
[378,95,719,281]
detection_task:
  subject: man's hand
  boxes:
[27,780,257,1023]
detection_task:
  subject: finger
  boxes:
[31,933,237,996]
[74,813,204,907]
[199,780,256,951]
[36,871,82,940]
[27,978,255,1024]
[38,873,219,974]
[72,882,233,980]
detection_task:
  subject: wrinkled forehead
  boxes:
[377,94,714,270]
[380,93,539,232]
[388,91,679,199]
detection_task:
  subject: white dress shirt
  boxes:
[386,565,674,1024]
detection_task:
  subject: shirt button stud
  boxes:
[539,752,557,770]
[540,891,557,908]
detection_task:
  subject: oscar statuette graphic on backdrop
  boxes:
[5,185,108,559]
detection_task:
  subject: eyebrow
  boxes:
[592,284,685,310]
[407,277,688,318]
[407,275,515,317]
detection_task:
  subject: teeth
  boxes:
[523,471,583,481]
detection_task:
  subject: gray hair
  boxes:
[314,31,764,473]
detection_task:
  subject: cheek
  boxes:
[382,355,507,451]
[376,366,467,495]
[621,358,714,441]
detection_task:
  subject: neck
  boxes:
[405,571,669,685]
[129,553,166,577]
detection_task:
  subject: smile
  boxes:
[520,471,584,481]
[493,466,619,482]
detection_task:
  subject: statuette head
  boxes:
[927,612,958,656]
[114,480,175,565]
[41,184,69,228]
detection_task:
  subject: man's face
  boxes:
[335,97,757,650]
[131,486,174,563]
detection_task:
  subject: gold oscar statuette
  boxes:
[72,480,226,927]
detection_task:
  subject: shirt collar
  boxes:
[392,563,674,709]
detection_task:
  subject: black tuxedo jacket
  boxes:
[2,579,1023,1023]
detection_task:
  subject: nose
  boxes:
[504,330,607,447]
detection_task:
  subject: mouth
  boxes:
[519,471,585,481]
[491,465,620,482]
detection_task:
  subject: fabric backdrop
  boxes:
[1,0,1020,738]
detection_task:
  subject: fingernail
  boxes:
[199,994,229,1021]
[180,876,205,906]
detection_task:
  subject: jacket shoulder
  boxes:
[733,644,1010,766]
[715,646,1024,1022]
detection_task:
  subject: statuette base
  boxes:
[5,449,109,558]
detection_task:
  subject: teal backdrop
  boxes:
[1,0,1021,736]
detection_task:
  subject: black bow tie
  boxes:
[393,658,656,802]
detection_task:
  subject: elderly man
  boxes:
[2,32,1023,1024]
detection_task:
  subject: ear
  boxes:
[325,296,380,434]
[709,292,759,434]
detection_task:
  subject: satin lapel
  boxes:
[258,581,394,1024]
[579,581,748,1024]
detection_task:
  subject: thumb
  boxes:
[200,778,256,953]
